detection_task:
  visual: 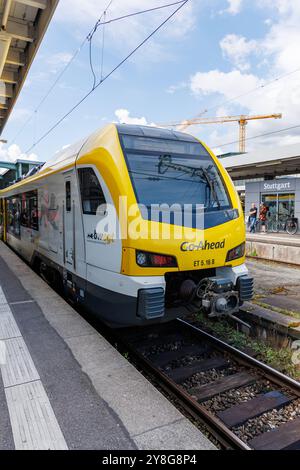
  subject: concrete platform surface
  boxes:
[247,232,300,246]
[247,259,300,294]
[246,232,300,265]
[0,242,215,450]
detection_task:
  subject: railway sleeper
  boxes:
[168,356,229,383]
[151,344,211,368]
[248,416,300,450]
[217,390,295,428]
[188,371,256,403]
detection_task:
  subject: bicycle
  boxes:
[275,216,298,235]
[266,216,278,233]
[256,213,298,235]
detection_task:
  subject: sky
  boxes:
[1,0,300,164]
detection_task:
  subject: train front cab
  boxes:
[79,124,253,327]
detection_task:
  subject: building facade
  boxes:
[245,178,300,230]
[0,160,43,190]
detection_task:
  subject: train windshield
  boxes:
[121,135,231,212]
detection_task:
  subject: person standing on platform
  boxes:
[259,203,268,233]
[248,203,258,233]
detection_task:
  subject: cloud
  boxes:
[218,3,300,75]
[9,108,31,122]
[47,52,73,67]
[0,143,39,162]
[264,18,272,25]
[220,34,258,71]
[180,2,300,153]
[220,0,243,15]
[0,143,39,174]
[166,81,187,94]
[115,109,156,126]
[263,15,300,73]
[46,52,73,73]
[190,69,262,103]
[189,66,300,152]
[55,0,195,34]
[256,0,297,15]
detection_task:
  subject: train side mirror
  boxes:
[96,204,107,217]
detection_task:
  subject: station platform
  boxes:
[0,242,215,451]
[246,232,300,265]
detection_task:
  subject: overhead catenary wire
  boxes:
[10,0,185,146]
[88,34,97,90]
[10,37,88,145]
[87,1,188,90]
[215,123,300,151]
[100,11,106,81]
[25,0,190,154]
[95,0,188,26]
[10,0,115,145]
[168,66,300,129]
[12,0,299,153]
[86,0,187,85]
[201,67,300,119]
[88,0,114,89]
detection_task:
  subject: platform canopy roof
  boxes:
[0,0,59,135]
[220,142,300,180]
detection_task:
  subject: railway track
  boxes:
[7,244,299,450]
[116,318,300,450]
[18,247,300,450]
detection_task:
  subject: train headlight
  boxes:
[226,242,245,262]
[136,251,148,266]
[136,250,177,268]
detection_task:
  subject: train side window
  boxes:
[7,196,21,237]
[0,199,3,227]
[66,181,71,212]
[78,168,106,215]
[29,191,38,231]
[21,193,29,227]
[21,191,38,231]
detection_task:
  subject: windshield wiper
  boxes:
[158,155,221,209]
[197,167,221,209]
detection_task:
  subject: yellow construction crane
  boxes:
[161,114,282,153]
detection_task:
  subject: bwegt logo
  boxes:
[0,341,6,366]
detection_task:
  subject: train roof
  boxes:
[0,123,199,193]
[116,123,197,142]
[38,124,198,174]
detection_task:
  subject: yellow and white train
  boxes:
[0,124,253,327]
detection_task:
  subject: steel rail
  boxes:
[115,330,251,449]
[116,318,300,450]
[5,243,299,449]
[177,318,300,396]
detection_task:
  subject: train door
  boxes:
[64,177,75,268]
[77,166,122,274]
[48,192,59,253]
